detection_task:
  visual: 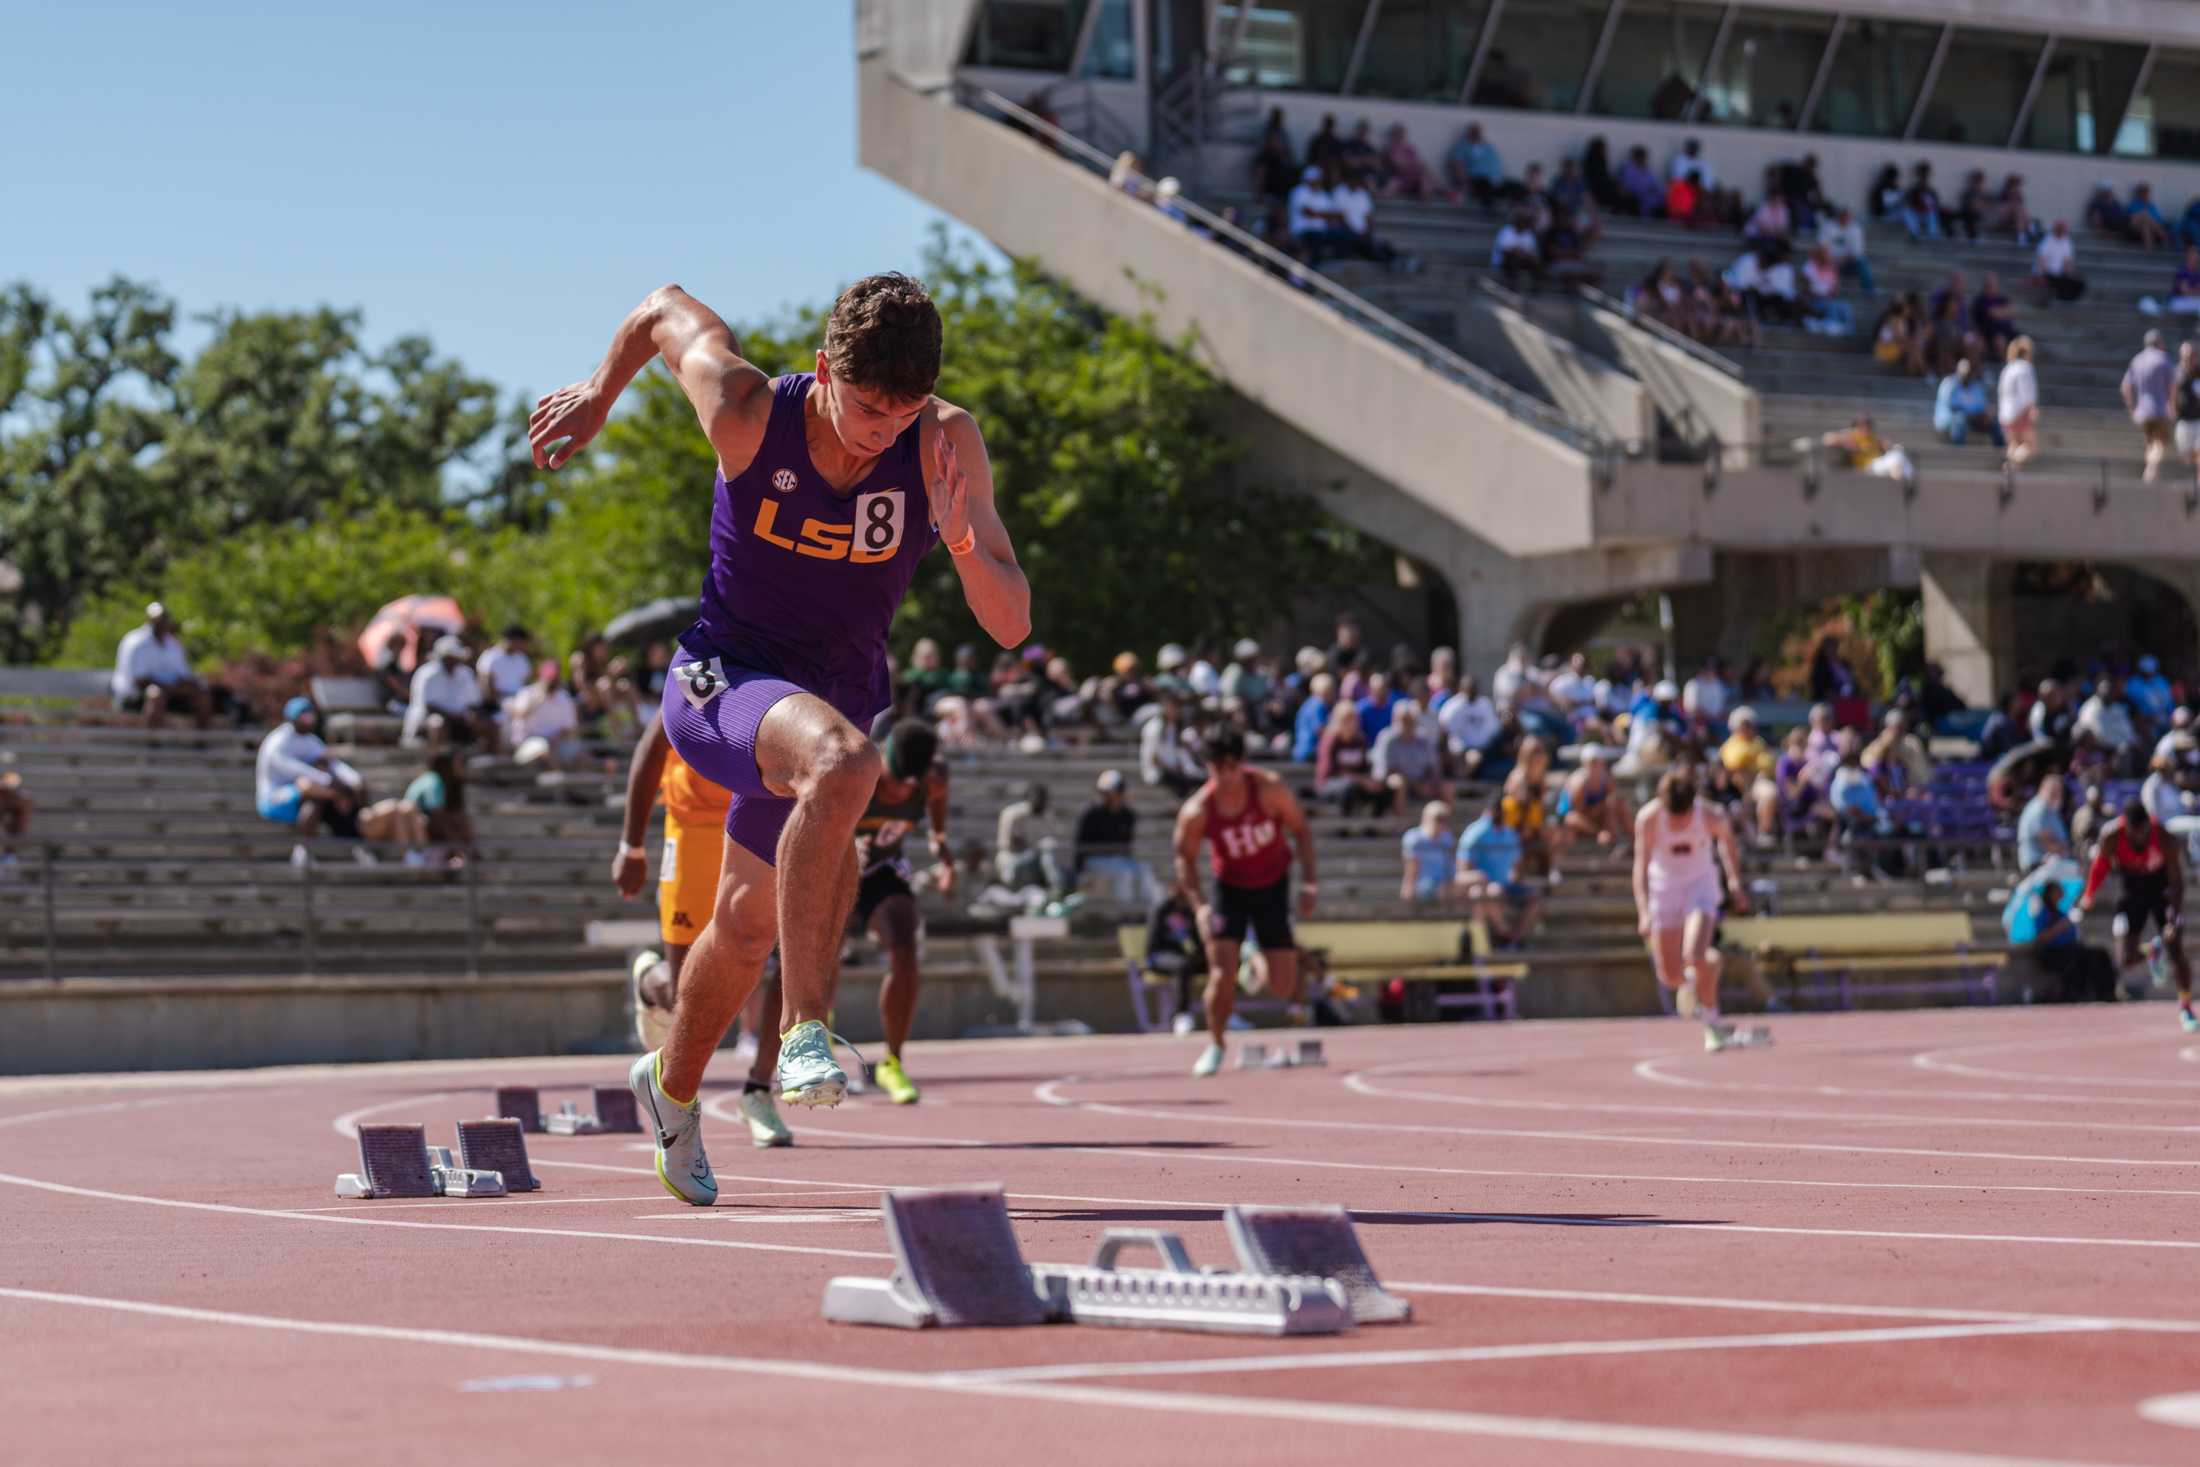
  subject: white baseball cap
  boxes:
[433,634,466,659]
[1096,769,1126,793]
[1157,644,1188,671]
[1232,638,1261,660]
[1653,679,1679,700]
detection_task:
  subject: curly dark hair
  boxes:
[823,273,942,402]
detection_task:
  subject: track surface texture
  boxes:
[8,1006,2200,1466]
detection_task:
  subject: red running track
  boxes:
[7,1005,2200,1466]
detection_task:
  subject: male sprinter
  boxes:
[613,717,790,1147]
[1172,727,1318,1077]
[531,277,1029,1206]
[853,718,955,1103]
[2078,800,2191,1030]
[1633,765,1752,1051]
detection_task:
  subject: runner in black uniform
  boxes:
[2078,800,2192,1030]
[853,719,953,1101]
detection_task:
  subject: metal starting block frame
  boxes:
[822,1186,1399,1337]
[1225,1204,1412,1323]
[544,1086,642,1135]
[334,1123,507,1199]
[1235,1038,1326,1070]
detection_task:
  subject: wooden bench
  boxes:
[1721,910,1998,1010]
[1118,919,1529,1032]
[310,675,404,745]
[0,668,114,718]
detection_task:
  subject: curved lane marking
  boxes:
[2137,1392,2200,1430]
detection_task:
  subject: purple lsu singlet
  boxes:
[678,373,938,727]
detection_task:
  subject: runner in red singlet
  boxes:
[1172,727,1318,1076]
[2078,800,2192,1030]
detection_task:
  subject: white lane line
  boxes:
[1628,1056,2182,1108]
[0,1286,2128,1467]
[2138,1391,2200,1429]
[1394,1282,2200,1335]
[1912,1031,2200,1089]
[330,1091,466,1138]
[288,1194,674,1214]
[940,1319,2118,1385]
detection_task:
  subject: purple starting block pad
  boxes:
[456,1118,540,1192]
[335,1124,438,1200]
[493,1087,543,1133]
[590,1086,641,1134]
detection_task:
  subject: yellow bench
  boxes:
[1722,911,1997,1009]
[1119,919,1528,1031]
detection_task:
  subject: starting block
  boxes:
[544,1086,643,1136]
[1225,1204,1412,1324]
[493,1086,542,1132]
[821,1186,1386,1337]
[457,1118,540,1192]
[1235,1038,1326,1070]
[334,1123,507,1199]
[1711,1023,1775,1051]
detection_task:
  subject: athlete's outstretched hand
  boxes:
[926,428,972,546]
[612,844,648,899]
[529,381,612,470]
[1729,886,1751,916]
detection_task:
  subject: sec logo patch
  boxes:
[771,468,798,493]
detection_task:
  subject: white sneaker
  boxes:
[290,844,311,870]
[1170,1012,1198,1035]
[1704,1021,1738,1053]
[1192,1043,1226,1078]
[629,951,672,1051]
[629,1050,716,1206]
[736,1088,793,1148]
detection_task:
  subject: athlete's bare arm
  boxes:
[923,405,1031,648]
[529,285,774,476]
[2166,833,2185,926]
[925,767,956,895]
[614,717,672,898]
[1173,789,1211,919]
[1262,774,1320,916]
[1710,805,1750,914]
[1631,804,1657,935]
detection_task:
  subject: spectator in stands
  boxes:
[1556,744,1628,849]
[1305,114,1343,172]
[1151,642,1193,701]
[0,771,28,878]
[1378,123,1442,202]
[1438,673,1502,777]
[1327,613,1363,677]
[2174,343,2200,488]
[1581,137,1622,213]
[1445,122,1507,208]
[1615,146,1664,218]
[1550,157,1589,219]
[995,780,1063,895]
[1972,272,2018,359]
[1999,336,2040,468]
[1492,208,1543,290]
[1455,793,1540,945]
[1315,701,1385,816]
[2151,246,2200,317]
[1373,701,1448,814]
[1618,679,1685,779]
[111,602,211,729]
[1821,413,1914,487]
[1252,108,1297,201]
[2069,780,2109,852]
[1291,671,1335,764]
[1663,170,1703,229]
[1139,696,1203,799]
[1816,205,1873,294]
[1287,165,1350,264]
[1537,198,1602,288]
[2030,219,2086,304]
[1933,359,2002,447]
[1873,294,1927,377]
[1354,670,1404,743]
[476,625,534,708]
[1400,800,1456,905]
[1777,152,1829,230]
[401,749,471,866]
[1801,244,1854,334]
[1098,651,1149,728]
[1828,732,1886,839]
[1863,709,1933,791]
[1948,170,1992,241]
[1901,163,1944,240]
[1073,769,1150,905]
[1682,657,1731,731]
[1978,690,2024,762]
[1152,177,1197,231]
[1107,151,1149,201]
[2143,747,2191,831]
[2157,707,2198,767]
[506,659,583,768]
[1774,726,1834,841]
[2123,329,2178,482]
[2030,677,2077,746]
[1868,163,1903,219]
[1331,168,1404,269]
[2085,182,2128,239]
[1340,118,1379,174]
[1741,183,1792,245]
[1546,652,1597,729]
[2077,677,2143,774]
[2129,183,2172,251]
[403,635,489,749]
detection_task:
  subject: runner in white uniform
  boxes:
[1633,766,1751,1050]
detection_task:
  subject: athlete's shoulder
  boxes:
[1177,782,1215,822]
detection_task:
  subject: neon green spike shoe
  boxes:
[775,1019,848,1109]
[873,1053,921,1105]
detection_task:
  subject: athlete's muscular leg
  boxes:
[1647,927,1687,992]
[1204,937,1243,1044]
[660,840,777,1103]
[1263,948,1302,1002]
[2165,920,2192,1002]
[753,696,884,1030]
[1682,908,1723,1013]
[747,974,785,1086]
[873,893,923,1058]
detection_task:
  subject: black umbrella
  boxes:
[601,597,698,646]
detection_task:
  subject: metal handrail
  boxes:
[954,83,1615,456]
[1579,286,1746,379]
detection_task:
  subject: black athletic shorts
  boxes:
[2116,872,2179,936]
[854,862,916,926]
[1211,876,1294,951]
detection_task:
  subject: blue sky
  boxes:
[7,0,955,403]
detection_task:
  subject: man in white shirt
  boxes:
[476,625,536,706]
[404,635,489,749]
[1682,657,1732,730]
[1545,653,1596,726]
[1490,646,1533,710]
[1818,206,1873,292]
[1139,696,1205,798]
[111,602,211,728]
[256,696,364,835]
[2033,219,2085,301]
[1492,210,1541,288]
[1437,674,1502,775]
[1287,165,1348,263]
[1668,138,1714,188]
[2075,676,2141,771]
[505,660,583,766]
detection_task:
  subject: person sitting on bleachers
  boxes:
[1139,696,1204,799]
[1868,162,1903,220]
[1615,146,1664,218]
[1314,701,1385,816]
[1775,152,1828,233]
[1947,170,1992,241]
[1437,673,1501,779]
[111,602,212,730]
[1251,108,1296,203]
[1863,709,1933,792]
[1291,671,1335,764]
[0,770,31,879]
[1820,412,1914,487]
[476,625,534,709]
[256,696,365,843]
[1978,690,2024,762]
[2130,656,2178,737]
[1286,165,1351,265]
[1445,123,1509,209]
[1934,359,2002,447]
[2068,779,2109,853]
[1741,179,1792,245]
[2085,182,2129,240]
[1773,727,1834,843]
[2030,219,2086,303]
[402,635,489,750]
[1971,272,2019,359]
[1492,208,1543,291]
[1373,700,1448,816]
[1400,799,1456,905]
[1901,162,1944,241]
[1556,744,1629,850]
[1142,889,1208,1029]
[2017,771,2072,872]
[1872,294,1926,377]
[2153,246,2200,317]
[1330,167,1403,269]
[404,749,473,867]
[1377,123,1442,202]
[1818,206,1874,294]
[1454,792,1540,945]
[2128,183,2173,251]
[2076,678,2144,776]
[505,659,583,768]
[1801,244,1854,334]
[1074,769,1152,905]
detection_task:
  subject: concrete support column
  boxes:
[1921,554,2014,708]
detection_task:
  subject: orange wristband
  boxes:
[945,526,977,557]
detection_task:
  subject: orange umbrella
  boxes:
[358,594,465,674]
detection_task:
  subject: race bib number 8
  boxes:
[851,490,905,564]
[674,657,728,712]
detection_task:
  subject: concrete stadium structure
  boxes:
[858,0,2200,697]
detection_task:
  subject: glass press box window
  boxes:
[1080,0,1136,78]
[1473,0,1610,112]
[1354,0,1492,103]
[1216,1,1363,91]
[2017,38,2148,153]
[1589,0,1724,121]
[1700,6,1836,129]
[1912,29,2047,146]
[2112,47,2200,161]
[1809,15,1942,138]
[963,0,1090,71]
